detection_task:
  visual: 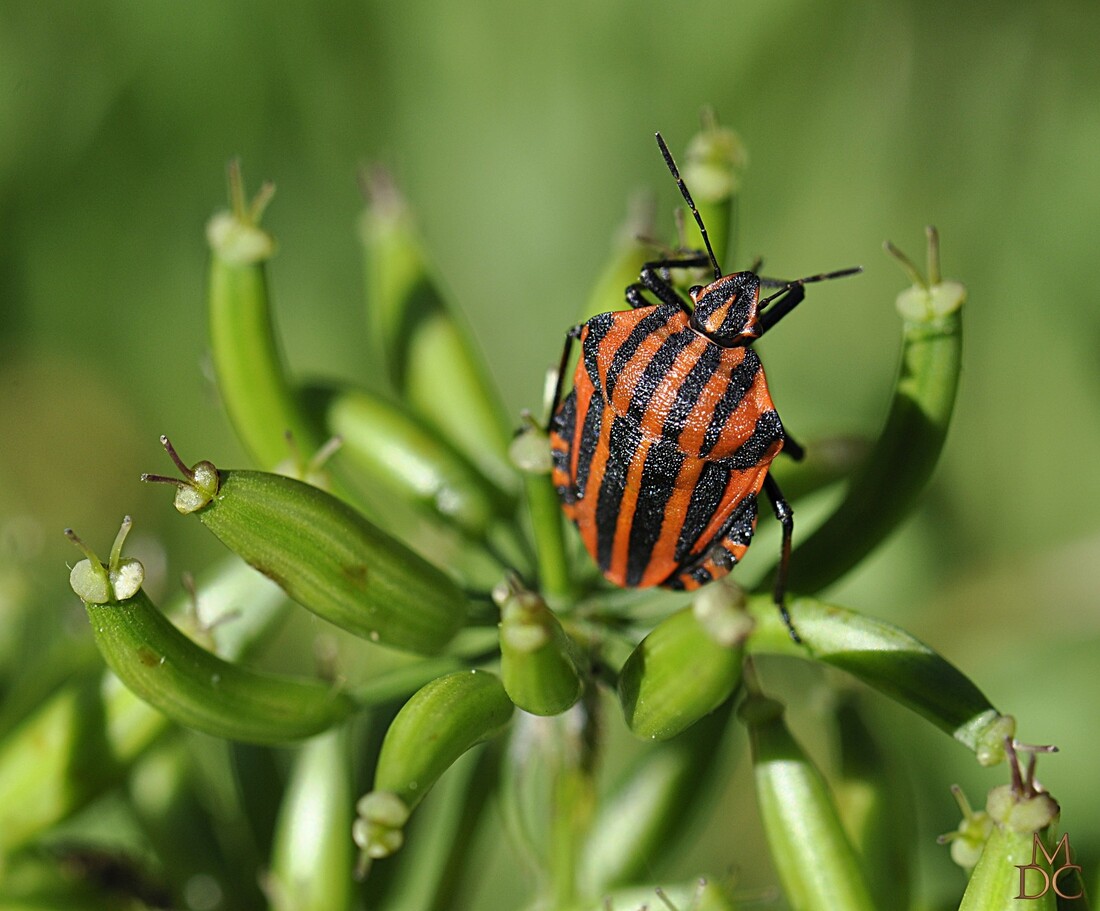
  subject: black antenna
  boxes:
[655,132,722,281]
[757,266,863,310]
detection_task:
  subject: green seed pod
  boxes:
[304,383,513,541]
[361,746,499,911]
[354,670,513,865]
[774,227,966,596]
[741,693,876,911]
[268,726,355,911]
[206,162,321,469]
[618,582,751,741]
[67,520,354,744]
[957,780,1062,910]
[360,171,514,491]
[145,437,468,655]
[579,700,733,894]
[496,576,584,716]
[0,555,288,857]
[744,594,1013,764]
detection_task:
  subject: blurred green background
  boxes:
[2,0,1099,907]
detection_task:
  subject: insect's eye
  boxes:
[689,285,704,298]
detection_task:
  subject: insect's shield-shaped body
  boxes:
[550,275,784,592]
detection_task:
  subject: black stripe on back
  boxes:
[595,415,643,571]
[551,391,577,501]
[573,392,604,502]
[624,438,686,586]
[581,313,615,391]
[726,410,784,471]
[625,328,698,425]
[674,459,731,562]
[722,493,758,546]
[604,307,677,400]
[699,349,762,458]
[662,342,721,441]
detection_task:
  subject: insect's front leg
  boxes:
[625,253,711,312]
[763,472,800,643]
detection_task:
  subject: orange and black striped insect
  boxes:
[549,132,860,638]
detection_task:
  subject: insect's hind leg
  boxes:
[763,472,800,643]
[782,433,805,462]
[545,323,583,432]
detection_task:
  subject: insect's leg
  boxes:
[626,253,712,312]
[547,324,583,431]
[757,284,806,335]
[782,433,805,462]
[763,472,800,643]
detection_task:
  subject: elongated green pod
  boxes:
[579,700,733,895]
[832,697,913,911]
[354,670,513,865]
[745,594,1013,764]
[268,726,355,911]
[145,438,468,654]
[0,556,287,858]
[360,172,514,490]
[67,520,353,744]
[206,162,321,468]
[497,576,584,716]
[958,782,1061,910]
[304,383,513,540]
[618,583,750,740]
[741,694,876,911]
[774,228,966,595]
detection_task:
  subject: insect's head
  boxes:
[688,272,762,345]
[656,132,760,345]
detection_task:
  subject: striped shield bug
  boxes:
[549,132,860,639]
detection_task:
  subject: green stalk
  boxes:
[832,697,913,910]
[578,700,734,895]
[207,162,321,468]
[741,693,875,911]
[511,420,575,603]
[268,726,356,911]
